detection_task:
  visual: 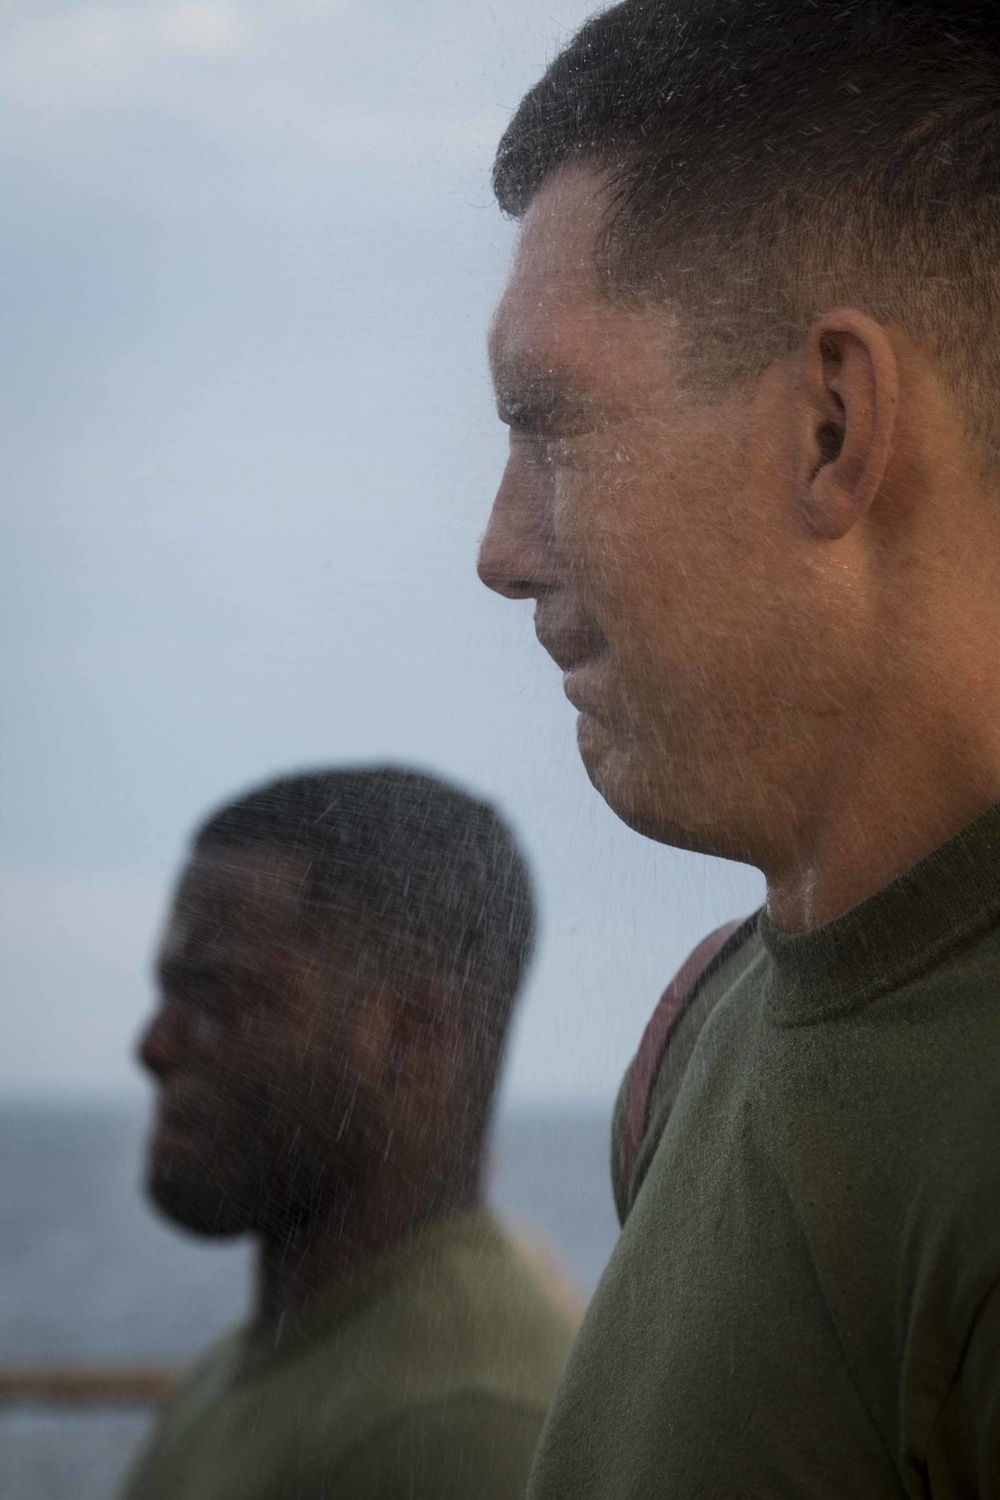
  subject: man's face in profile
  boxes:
[480,164,837,860]
[139,847,367,1238]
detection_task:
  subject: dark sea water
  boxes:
[0,1102,619,1500]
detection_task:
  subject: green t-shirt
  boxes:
[528,802,1000,1499]
[125,1209,575,1500]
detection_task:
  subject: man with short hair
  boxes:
[125,766,575,1500]
[479,1,1000,1494]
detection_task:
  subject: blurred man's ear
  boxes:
[344,984,400,1089]
[398,985,479,1143]
[797,310,898,541]
[345,976,457,1098]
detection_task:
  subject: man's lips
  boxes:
[536,635,581,674]
[155,1097,213,1141]
[562,660,607,717]
[534,607,612,718]
[534,622,608,675]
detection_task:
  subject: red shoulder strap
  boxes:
[622,920,744,1191]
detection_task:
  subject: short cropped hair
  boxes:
[194,767,535,1122]
[495,0,1000,467]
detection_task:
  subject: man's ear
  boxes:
[370,979,460,1095]
[346,984,400,1085]
[798,309,898,540]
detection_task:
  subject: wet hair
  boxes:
[193,766,535,1132]
[494,0,1000,466]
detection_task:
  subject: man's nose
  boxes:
[477,455,554,600]
[137,1006,185,1081]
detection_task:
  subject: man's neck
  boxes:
[764,702,1000,933]
[253,1173,480,1327]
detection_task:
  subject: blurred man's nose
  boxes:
[138,1007,184,1080]
[477,456,553,600]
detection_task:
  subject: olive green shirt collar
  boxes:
[760,799,1000,1021]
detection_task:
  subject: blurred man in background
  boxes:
[480,0,1000,1494]
[126,766,575,1500]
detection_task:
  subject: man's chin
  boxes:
[577,713,648,831]
[147,1166,250,1239]
[576,713,708,852]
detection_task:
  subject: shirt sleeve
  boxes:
[926,1279,1000,1497]
[299,1397,549,1500]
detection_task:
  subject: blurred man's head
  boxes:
[479,1,1000,875]
[139,767,535,1240]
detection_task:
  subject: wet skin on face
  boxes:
[480,162,1000,937]
[139,847,369,1239]
[478,163,891,870]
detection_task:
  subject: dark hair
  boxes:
[194,766,535,1121]
[494,0,1000,464]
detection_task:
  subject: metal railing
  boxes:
[0,1367,178,1404]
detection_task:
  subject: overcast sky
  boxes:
[0,0,764,1109]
